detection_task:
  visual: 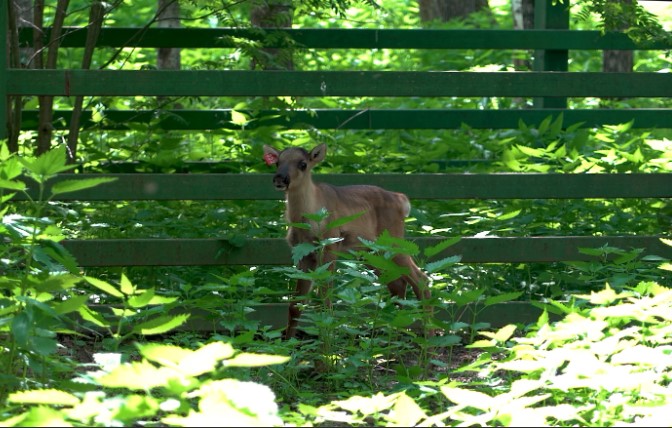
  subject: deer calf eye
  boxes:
[298,161,307,171]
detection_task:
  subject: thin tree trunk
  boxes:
[157,0,181,109]
[512,0,534,71]
[419,0,489,23]
[251,0,293,70]
[36,0,69,155]
[6,1,28,152]
[66,1,104,163]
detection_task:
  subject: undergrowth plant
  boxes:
[0,145,190,400]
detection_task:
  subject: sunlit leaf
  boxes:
[223,352,290,367]
[390,393,426,427]
[84,276,124,298]
[132,314,190,335]
[440,386,493,410]
[0,178,26,191]
[119,274,134,296]
[127,288,155,308]
[50,177,117,196]
[97,361,177,390]
[9,389,80,406]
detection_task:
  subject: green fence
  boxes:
[2,1,672,326]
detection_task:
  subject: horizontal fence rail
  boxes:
[27,108,672,131]
[62,236,672,266]
[21,28,672,50]
[14,173,672,201]
[8,70,672,98]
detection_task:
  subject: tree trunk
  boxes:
[602,0,633,74]
[512,0,534,71]
[156,0,181,109]
[250,0,293,70]
[66,1,105,163]
[418,0,489,23]
[6,0,33,152]
[36,0,70,155]
[157,0,180,71]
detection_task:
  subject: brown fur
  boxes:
[263,143,431,339]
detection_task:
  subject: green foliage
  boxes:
[3,342,288,427]
[0,145,186,402]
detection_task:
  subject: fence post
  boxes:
[534,0,569,109]
[0,2,7,141]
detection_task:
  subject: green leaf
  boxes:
[119,274,134,296]
[493,324,517,342]
[8,389,80,406]
[0,178,26,191]
[325,211,364,230]
[78,306,110,328]
[391,393,427,427]
[84,276,124,298]
[50,177,117,196]
[497,209,522,221]
[484,291,523,306]
[230,110,249,126]
[441,386,493,410]
[53,295,89,315]
[425,255,461,274]
[128,288,155,308]
[138,343,195,365]
[423,236,460,258]
[97,361,176,390]
[20,146,72,181]
[132,314,190,335]
[223,352,290,367]
[291,242,318,265]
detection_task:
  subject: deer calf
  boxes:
[263,143,431,339]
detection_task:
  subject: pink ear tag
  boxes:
[264,153,278,166]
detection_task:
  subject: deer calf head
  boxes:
[263,143,327,192]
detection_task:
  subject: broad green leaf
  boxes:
[497,209,522,221]
[223,352,290,367]
[119,274,134,295]
[493,324,517,343]
[440,386,493,410]
[50,177,117,196]
[53,295,88,315]
[128,288,155,308]
[132,314,190,335]
[427,334,461,347]
[291,242,318,265]
[11,312,30,347]
[484,291,523,306]
[77,306,110,328]
[325,211,364,230]
[178,342,237,375]
[97,361,177,390]
[147,295,178,305]
[423,236,460,258]
[425,255,461,274]
[391,393,426,427]
[84,276,124,298]
[0,178,26,191]
[659,262,672,272]
[9,389,79,406]
[138,343,194,365]
[661,238,672,247]
[230,110,249,126]
[20,145,72,181]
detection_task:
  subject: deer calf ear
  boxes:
[263,145,279,165]
[309,143,327,164]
